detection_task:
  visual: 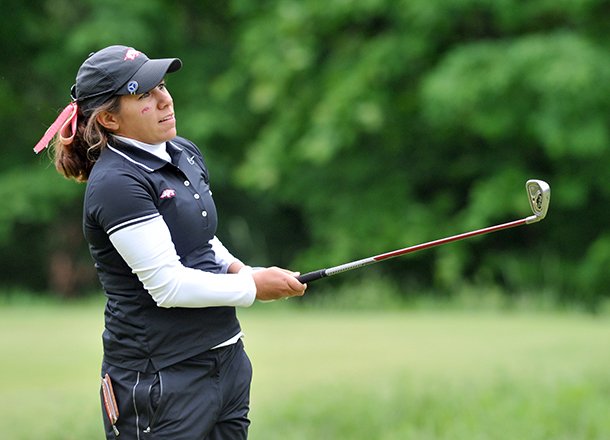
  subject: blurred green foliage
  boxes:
[2,0,608,307]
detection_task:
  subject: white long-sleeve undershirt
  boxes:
[208,236,240,274]
[108,216,257,308]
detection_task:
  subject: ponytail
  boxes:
[52,97,121,182]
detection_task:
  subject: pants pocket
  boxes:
[132,371,163,433]
[148,372,163,428]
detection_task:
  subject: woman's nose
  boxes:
[156,89,172,107]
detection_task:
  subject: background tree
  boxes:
[2,0,608,308]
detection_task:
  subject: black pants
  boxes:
[101,340,252,439]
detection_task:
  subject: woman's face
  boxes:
[112,81,177,144]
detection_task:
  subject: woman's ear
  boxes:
[97,111,120,131]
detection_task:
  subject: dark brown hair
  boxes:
[52,96,122,182]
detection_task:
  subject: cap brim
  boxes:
[118,58,182,95]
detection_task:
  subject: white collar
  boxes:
[113,135,171,162]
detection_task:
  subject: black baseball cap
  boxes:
[72,45,182,113]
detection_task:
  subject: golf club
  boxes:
[296,179,550,284]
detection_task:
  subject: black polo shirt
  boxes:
[84,136,241,372]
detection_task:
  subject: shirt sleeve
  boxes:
[86,166,160,235]
[109,216,257,308]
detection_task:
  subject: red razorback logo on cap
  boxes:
[124,48,141,61]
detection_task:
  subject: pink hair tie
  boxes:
[33,102,79,154]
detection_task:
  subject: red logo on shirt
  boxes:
[160,189,176,199]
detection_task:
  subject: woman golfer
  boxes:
[34,45,306,439]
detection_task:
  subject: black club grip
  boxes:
[297,269,327,284]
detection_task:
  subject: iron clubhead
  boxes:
[525,179,550,223]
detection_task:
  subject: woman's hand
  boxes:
[252,267,307,301]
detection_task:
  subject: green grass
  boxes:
[0,298,609,439]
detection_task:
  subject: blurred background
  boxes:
[1,2,610,439]
[3,0,609,310]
